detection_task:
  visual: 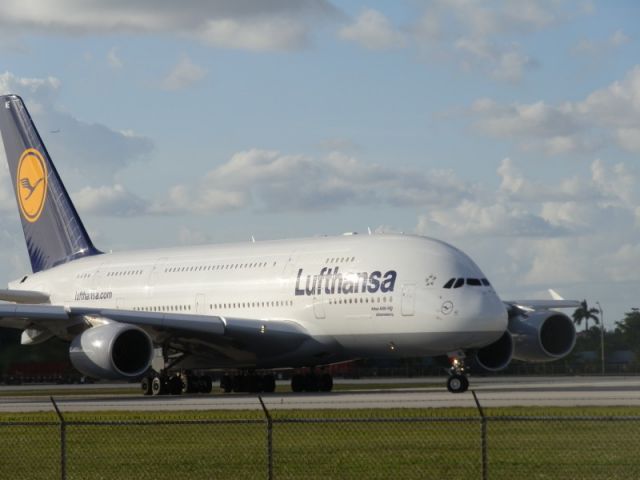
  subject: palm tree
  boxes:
[572,300,600,331]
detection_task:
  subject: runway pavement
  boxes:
[0,376,639,412]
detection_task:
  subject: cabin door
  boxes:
[195,293,206,313]
[401,284,415,316]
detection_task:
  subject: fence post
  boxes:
[258,396,273,480]
[50,397,66,480]
[472,391,487,480]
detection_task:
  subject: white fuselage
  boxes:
[10,233,508,368]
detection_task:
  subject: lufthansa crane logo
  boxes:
[17,148,47,223]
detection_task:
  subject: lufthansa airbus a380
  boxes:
[0,94,578,395]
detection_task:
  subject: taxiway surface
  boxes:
[0,376,639,413]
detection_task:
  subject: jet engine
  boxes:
[509,310,576,362]
[473,331,514,372]
[70,323,154,380]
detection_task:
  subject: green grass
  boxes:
[1,407,640,479]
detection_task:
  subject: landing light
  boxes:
[389,342,396,351]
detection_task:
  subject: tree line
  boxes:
[572,300,640,365]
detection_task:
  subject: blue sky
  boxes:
[0,1,639,326]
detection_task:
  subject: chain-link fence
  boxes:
[2,394,640,479]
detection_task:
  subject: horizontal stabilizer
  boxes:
[0,289,50,304]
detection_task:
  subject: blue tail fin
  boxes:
[0,94,101,272]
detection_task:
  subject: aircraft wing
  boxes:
[0,304,312,359]
[0,288,50,304]
[504,299,581,311]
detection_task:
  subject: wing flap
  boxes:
[0,304,310,357]
[0,303,68,320]
[0,289,50,304]
[82,308,226,336]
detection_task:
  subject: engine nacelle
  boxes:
[70,323,154,380]
[510,311,576,362]
[473,331,514,372]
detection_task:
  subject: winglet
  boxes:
[548,289,564,301]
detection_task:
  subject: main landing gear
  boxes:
[220,373,277,393]
[446,357,469,394]
[141,372,213,396]
[290,371,333,392]
[140,364,335,395]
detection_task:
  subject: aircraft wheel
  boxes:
[151,376,165,396]
[181,373,197,394]
[169,375,183,395]
[232,375,245,392]
[446,374,469,394]
[263,374,276,393]
[247,375,262,393]
[141,376,152,396]
[199,375,213,394]
[291,374,304,392]
[220,375,232,393]
[304,374,319,392]
[319,373,333,392]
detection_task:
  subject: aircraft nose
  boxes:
[460,291,508,333]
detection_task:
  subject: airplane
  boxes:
[0,94,579,395]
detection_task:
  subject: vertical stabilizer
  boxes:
[0,94,101,272]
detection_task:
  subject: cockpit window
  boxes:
[444,277,491,288]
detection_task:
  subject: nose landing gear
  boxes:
[446,356,469,394]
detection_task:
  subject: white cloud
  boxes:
[455,38,535,83]
[418,200,564,238]
[0,71,60,98]
[161,57,207,91]
[199,18,308,51]
[0,71,153,183]
[177,226,213,246]
[0,157,15,213]
[152,149,473,215]
[107,47,123,69]
[339,9,406,51]
[418,156,638,241]
[411,0,572,83]
[616,128,640,153]
[73,184,148,216]
[471,65,640,154]
[573,29,630,56]
[604,243,640,282]
[0,0,339,52]
[610,29,630,47]
[413,156,640,323]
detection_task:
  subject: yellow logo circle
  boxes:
[17,148,48,223]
